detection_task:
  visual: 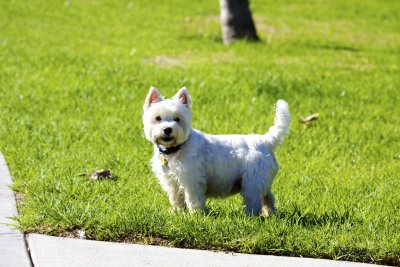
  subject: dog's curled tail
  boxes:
[264,99,291,151]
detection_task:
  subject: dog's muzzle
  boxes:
[160,127,174,142]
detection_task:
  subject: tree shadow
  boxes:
[301,42,361,52]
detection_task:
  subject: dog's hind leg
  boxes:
[242,193,263,215]
[241,182,263,216]
[262,191,276,217]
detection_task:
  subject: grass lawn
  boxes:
[1,0,399,265]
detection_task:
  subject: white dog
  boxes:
[143,87,290,216]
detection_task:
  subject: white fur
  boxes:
[143,87,291,216]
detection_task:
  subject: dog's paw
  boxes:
[262,207,277,217]
[169,206,186,213]
[187,207,206,215]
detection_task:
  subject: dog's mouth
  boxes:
[161,136,173,142]
[157,135,176,146]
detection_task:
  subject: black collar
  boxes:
[157,144,182,155]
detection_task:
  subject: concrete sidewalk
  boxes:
[0,154,32,267]
[27,234,381,267]
[0,151,388,267]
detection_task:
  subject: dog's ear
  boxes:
[174,87,192,109]
[144,87,163,110]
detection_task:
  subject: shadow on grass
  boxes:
[310,43,360,52]
[204,203,359,228]
[278,204,359,228]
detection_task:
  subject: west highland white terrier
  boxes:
[143,87,290,216]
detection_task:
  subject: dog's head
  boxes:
[143,87,192,148]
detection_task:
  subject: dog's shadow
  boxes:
[275,205,358,228]
[204,204,358,228]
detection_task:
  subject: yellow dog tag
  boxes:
[159,154,170,171]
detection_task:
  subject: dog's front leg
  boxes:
[181,177,206,213]
[165,178,186,211]
[156,173,186,211]
[185,191,206,213]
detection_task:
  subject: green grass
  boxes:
[1,0,399,265]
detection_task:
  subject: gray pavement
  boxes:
[0,151,387,267]
[0,154,32,267]
[27,233,381,267]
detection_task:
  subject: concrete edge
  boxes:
[26,233,385,267]
[0,152,33,266]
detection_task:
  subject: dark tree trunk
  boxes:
[219,0,259,44]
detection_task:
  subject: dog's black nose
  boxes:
[163,127,172,135]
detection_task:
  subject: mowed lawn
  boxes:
[0,0,399,265]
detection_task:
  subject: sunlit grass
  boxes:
[0,0,399,265]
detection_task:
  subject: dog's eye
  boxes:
[155,116,162,121]
[174,117,180,122]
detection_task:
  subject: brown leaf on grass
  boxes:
[300,113,320,124]
[79,169,113,180]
